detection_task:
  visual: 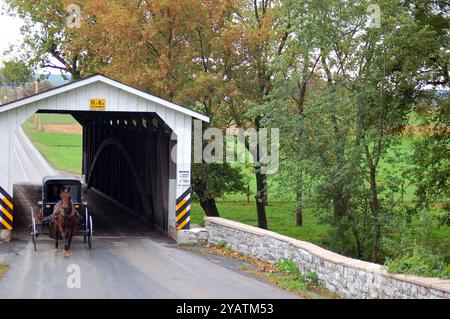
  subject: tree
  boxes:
[262,0,327,226]
[264,0,448,263]
[0,60,32,100]
[192,163,247,216]
[223,0,291,229]
[0,60,32,85]
[4,0,89,80]
[69,0,247,216]
[407,0,450,220]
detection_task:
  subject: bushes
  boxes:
[275,259,319,286]
[385,246,450,279]
[383,206,450,279]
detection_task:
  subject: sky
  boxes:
[0,0,24,64]
[0,0,63,75]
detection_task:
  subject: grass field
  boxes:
[22,115,82,174]
[22,114,449,263]
[190,201,329,244]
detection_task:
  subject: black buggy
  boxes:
[30,176,93,251]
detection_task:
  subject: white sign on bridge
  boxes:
[177,170,190,187]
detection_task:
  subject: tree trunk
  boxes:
[353,227,363,259]
[295,177,303,226]
[369,167,381,263]
[255,166,268,229]
[263,179,269,206]
[253,115,268,230]
[193,118,221,218]
[295,197,303,226]
[199,197,220,217]
[347,212,363,258]
[332,190,349,221]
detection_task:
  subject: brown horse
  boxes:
[53,189,78,257]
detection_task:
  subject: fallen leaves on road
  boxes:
[208,245,277,273]
[0,264,8,279]
[206,245,341,299]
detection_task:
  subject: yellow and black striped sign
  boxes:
[176,188,190,230]
[0,186,13,231]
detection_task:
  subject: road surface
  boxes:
[0,129,298,299]
[0,235,299,298]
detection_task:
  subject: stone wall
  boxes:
[204,217,450,299]
[176,228,209,245]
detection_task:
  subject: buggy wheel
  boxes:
[83,208,88,243]
[30,208,37,251]
[87,215,93,250]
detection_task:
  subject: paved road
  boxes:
[0,129,299,299]
[0,235,299,298]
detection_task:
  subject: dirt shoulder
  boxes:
[41,124,82,134]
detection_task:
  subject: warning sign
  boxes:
[177,170,190,187]
[89,98,106,111]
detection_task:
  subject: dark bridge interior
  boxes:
[37,110,175,233]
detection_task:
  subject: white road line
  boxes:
[13,146,29,181]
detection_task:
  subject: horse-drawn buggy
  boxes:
[30,176,93,254]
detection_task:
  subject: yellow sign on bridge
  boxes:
[89,98,106,111]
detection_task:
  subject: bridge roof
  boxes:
[0,74,209,122]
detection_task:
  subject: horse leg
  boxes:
[54,221,60,252]
[67,218,77,256]
[55,232,59,251]
[62,231,70,257]
[66,232,73,256]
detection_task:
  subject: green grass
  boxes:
[22,114,82,174]
[191,201,329,245]
[34,113,78,125]
[430,226,450,263]
[265,259,339,298]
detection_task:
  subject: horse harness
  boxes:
[52,201,79,220]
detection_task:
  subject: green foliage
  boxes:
[276,259,299,275]
[386,246,450,279]
[191,163,248,200]
[383,206,450,278]
[217,240,227,248]
[0,60,32,85]
[275,259,320,286]
[303,271,319,286]
[409,97,450,207]
[263,0,450,265]
[4,0,81,78]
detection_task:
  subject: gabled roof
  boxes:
[42,175,81,185]
[0,74,209,122]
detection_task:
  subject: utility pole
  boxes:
[34,80,42,130]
